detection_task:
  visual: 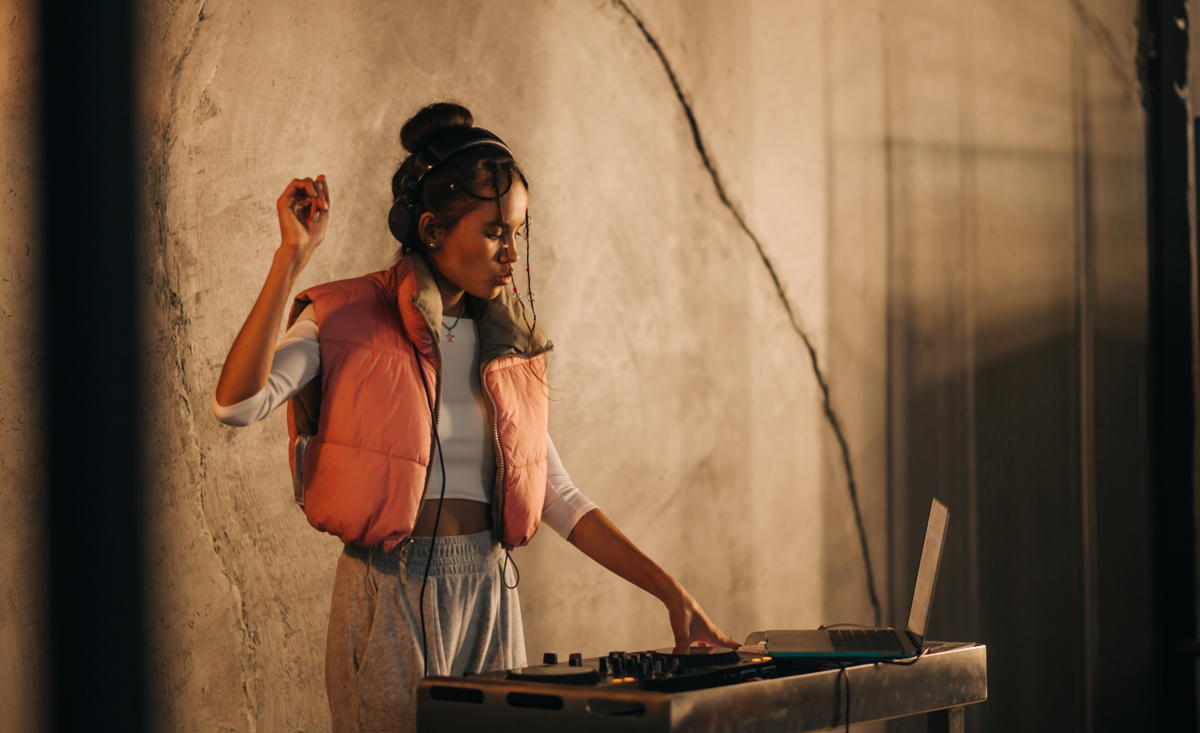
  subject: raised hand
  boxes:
[277,174,331,270]
[214,174,331,408]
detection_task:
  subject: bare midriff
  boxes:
[411,499,491,536]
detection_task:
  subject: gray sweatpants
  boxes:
[325,530,526,733]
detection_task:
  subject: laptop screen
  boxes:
[906,498,950,643]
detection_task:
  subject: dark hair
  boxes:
[391,102,529,257]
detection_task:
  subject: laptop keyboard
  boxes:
[828,628,906,652]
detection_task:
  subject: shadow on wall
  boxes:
[891,324,1151,733]
[880,0,1151,729]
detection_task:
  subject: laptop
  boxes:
[751,498,949,659]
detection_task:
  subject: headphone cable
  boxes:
[411,340,447,677]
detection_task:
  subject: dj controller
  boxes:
[505,646,788,693]
[416,640,987,732]
[416,645,823,733]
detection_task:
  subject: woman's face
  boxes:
[423,182,528,301]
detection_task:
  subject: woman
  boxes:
[213,102,737,732]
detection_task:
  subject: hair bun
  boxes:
[400,102,474,153]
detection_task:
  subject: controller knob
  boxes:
[569,653,583,667]
[598,657,608,674]
[543,653,558,665]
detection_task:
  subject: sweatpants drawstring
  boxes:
[498,548,519,590]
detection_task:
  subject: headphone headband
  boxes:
[414,128,512,186]
[388,127,513,244]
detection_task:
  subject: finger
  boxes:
[673,630,689,649]
[312,179,326,211]
[317,174,331,210]
[282,186,320,218]
[288,198,314,226]
[284,177,314,204]
[278,178,310,209]
[695,629,734,648]
[298,177,318,221]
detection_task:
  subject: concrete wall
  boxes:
[134,1,849,730]
[0,0,1149,731]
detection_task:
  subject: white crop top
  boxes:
[212,304,597,539]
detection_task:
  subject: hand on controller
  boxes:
[666,586,740,650]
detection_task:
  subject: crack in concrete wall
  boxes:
[148,2,260,729]
[1067,0,1140,89]
[609,0,882,625]
[163,2,208,173]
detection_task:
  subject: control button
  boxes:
[623,676,635,682]
[569,653,583,667]
[543,653,558,665]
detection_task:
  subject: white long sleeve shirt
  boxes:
[213,305,596,539]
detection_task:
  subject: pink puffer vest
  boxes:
[286,253,553,554]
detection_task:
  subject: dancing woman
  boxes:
[213,102,737,732]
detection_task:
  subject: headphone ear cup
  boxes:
[388,198,415,243]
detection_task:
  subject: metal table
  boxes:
[417,641,987,732]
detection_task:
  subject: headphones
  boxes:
[387,127,513,244]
